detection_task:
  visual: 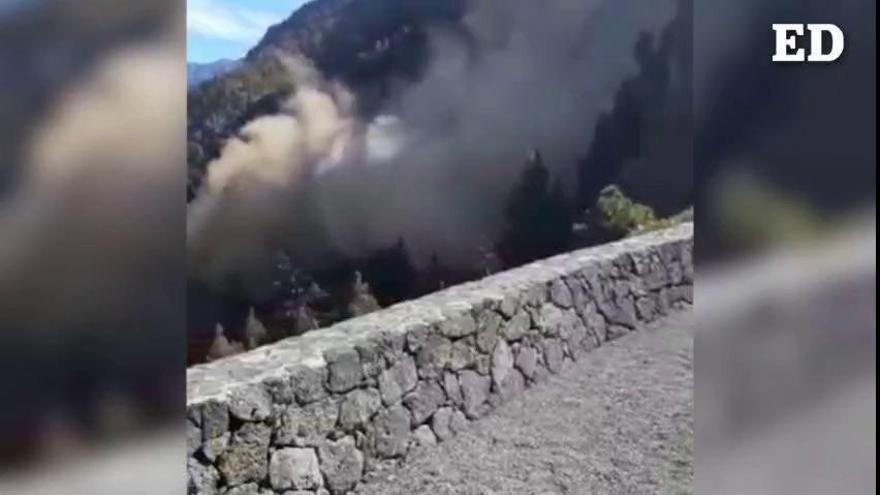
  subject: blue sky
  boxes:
[187,0,309,63]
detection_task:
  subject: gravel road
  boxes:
[354,309,694,495]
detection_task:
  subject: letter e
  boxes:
[773,24,805,62]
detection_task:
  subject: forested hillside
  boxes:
[187,0,693,365]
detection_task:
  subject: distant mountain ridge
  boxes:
[187,59,241,88]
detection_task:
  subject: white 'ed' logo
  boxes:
[772,24,845,63]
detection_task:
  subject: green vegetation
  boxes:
[596,185,679,237]
[188,58,294,119]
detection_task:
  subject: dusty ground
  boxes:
[355,310,694,495]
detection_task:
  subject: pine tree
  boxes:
[206,323,244,362]
[244,307,268,350]
[497,149,574,267]
[345,271,381,317]
[363,237,417,305]
[292,305,319,335]
[262,250,330,338]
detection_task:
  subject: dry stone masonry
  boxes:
[187,223,694,495]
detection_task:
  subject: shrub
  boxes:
[596,185,677,237]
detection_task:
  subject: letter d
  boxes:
[807,24,845,62]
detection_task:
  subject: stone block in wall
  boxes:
[368,405,411,459]
[269,448,323,491]
[275,397,339,447]
[318,436,363,494]
[325,348,363,394]
[217,422,272,487]
[377,355,417,406]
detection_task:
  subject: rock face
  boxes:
[187,224,693,493]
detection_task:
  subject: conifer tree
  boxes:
[497,149,574,266]
[345,270,381,317]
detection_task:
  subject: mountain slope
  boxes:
[187,0,467,199]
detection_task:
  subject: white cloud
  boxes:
[187,0,280,43]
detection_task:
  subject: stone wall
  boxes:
[187,223,694,495]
